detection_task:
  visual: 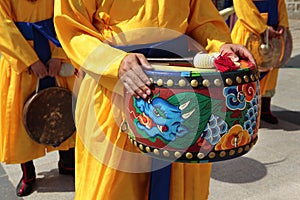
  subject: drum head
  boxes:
[23,87,76,146]
[246,33,284,72]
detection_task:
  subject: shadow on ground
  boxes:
[285,54,300,68]
[259,105,300,131]
[30,169,75,194]
[211,157,268,183]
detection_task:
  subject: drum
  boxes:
[124,63,260,163]
[23,79,76,146]
[246,28,286,72]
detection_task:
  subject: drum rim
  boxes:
[145,67,259,88]
[129,135,258,163]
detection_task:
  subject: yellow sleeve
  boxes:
[187,0,232,53]
[51,45,68,60]
[54,0,127,94]
[278,0,289,27]
[0,0,39,73]
[233,0,268,35]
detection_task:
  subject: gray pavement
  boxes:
[1,19,300,200]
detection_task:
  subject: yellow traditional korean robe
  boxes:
[54,0,232,199]
[231,0,289,97]
[0,0,75,164]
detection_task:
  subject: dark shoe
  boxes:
[261,112,279,124]
[58,160,75,176]
[260,97,279,124]
[17,161,36,196]
[58,148,75,176]
[16,177,36,197]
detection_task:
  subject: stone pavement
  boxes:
[1,19,300,200]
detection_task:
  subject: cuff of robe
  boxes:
[82,50,127,97]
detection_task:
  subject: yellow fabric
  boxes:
[259,68,279,97]
[54,0,231,199]
[0,0,75,164]
[231,0,289,96]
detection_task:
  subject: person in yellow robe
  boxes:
[0,0,76,197]
[54,0,255,200]
[231,0,289,124]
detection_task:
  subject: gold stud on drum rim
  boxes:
[190,79,199,87]
[236,76,242,84]
[238,147,243,154]
[156,79,164,86]
[208,152,216,159]
[214,79,222,87]
[174,151,182,158]
[178,79,186,87]
[186,152,193,159]
[226,78,233,85]
[229,150,236,156]
[219,151,226,158]
[167,79,174,87]
[163,150,170,157]
[153,149,160,155]
[202,79,210,87]
[243,75,249,83]
[145,146,151,153]
[250,74,256,81]
[139,144,144,151]
[245,145,250,151]
[197,152,205,159]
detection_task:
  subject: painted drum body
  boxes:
[124,64,260,163]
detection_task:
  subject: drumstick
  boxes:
[147,57,194,67]
[147,53,219,68]
[147,57,194,63]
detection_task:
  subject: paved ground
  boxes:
[1,19,300,200]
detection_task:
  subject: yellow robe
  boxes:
[231,0,289,97]
[54,0,232,199]
[0,0,75,164]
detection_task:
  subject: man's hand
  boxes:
[47,58,62,77]
[30,60,48,78]
[268,26,285,38]
[219,44,256,66]
[118,53,153,99]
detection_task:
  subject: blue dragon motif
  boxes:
[134,97,193,141]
